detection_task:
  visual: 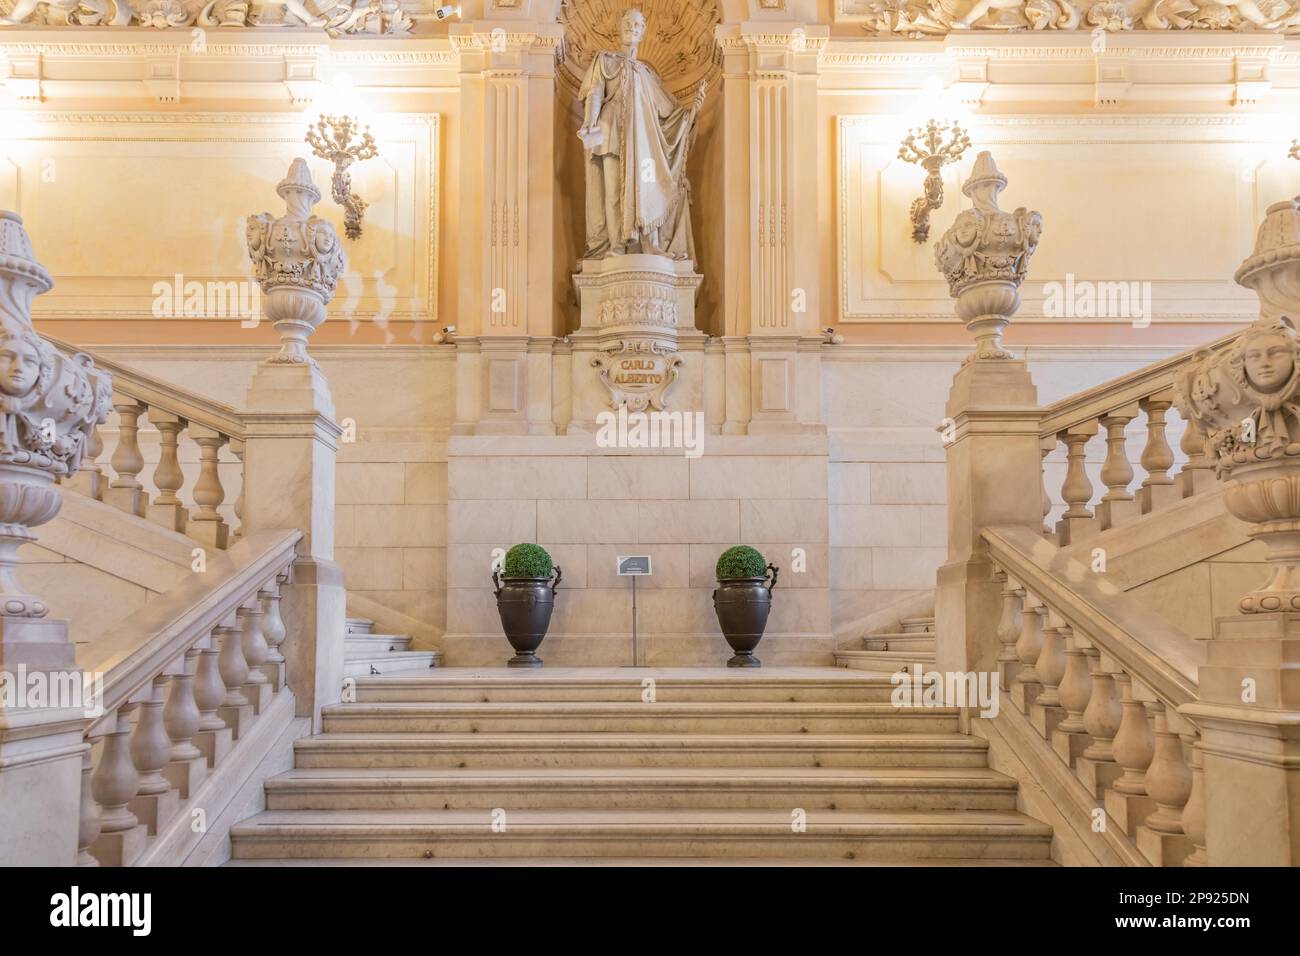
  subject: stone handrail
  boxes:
[77,529,300,866]
[982,523,1206,866]
[1036,330,1245,546]
[1037,330,1242,439]
[43,335,246,440]
[82,530,299,722]
[43,335,248,550]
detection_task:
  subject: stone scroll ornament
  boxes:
[0,211,112,618]
[246,158,347,366]
[934,151,1043,364]
[1175,197,1300,612]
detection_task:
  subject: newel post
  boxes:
[933,153,1046,683]
[1174,196,1300,865]
[0,211,113,864]
[241,159,348,732]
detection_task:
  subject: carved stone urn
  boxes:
[1176,198,1300,612]
[934,151,1043,364]
[246,158,347,366]
[0,210,111,636]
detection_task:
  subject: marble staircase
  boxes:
[835,615,936,673]
[344,617,441,678]
[228,668,1053,864]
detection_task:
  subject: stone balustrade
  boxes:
[986,530,1205,866]
[46,336,248,549]
[78,533,298,867]
[1036,334,1241,546]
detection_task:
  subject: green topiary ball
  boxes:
[716,545,768,580]
[502,543,554,578]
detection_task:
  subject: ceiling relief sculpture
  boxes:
[557,0,722,102]
[839,0,1300,33]
[0,0,413,33]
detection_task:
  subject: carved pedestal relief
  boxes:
[591,339,684,412]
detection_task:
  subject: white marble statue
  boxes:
[576,7,707,261]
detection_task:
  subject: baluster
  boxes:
[261,575,288,679]
[1078,658,1123,797]
[1081,659,1122,761]
[105,399,147,516]
[1035,617,1068,710]
[994,572,1023,691]
[1177,416,1214,498]
[216,621,253,739]
[162,649,205,799]
[66,422,105,500]
[1143,702,1192,835]
[1182,733,1208,866]
[193,631,232,767]
[229,437,245,540]
[163,654,201,761]
[129,676,177,834]
[238,598,272,714]
[1053,636,1094,767]
[1138,392,1179,513]
[1039,436,1055,534]
[146,409,189,534]
[1111,675,1155,796]
[77,746,101,866]
[188,426,230,549]
[89,705,141,865]
[1013,592,1044,696]
[1056,422,1099,545]
[1096,403,1140,530]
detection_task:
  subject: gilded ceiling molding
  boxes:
[0,0,417,34]
[837,0,1300,34]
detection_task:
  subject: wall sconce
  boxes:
[899,119,971,244]
[1290,139,1300,162]
[305,114,378,241]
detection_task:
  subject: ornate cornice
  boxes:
[836,0,1300,35]
[0,1,418,35]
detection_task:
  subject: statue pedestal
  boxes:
[567,254,705,433]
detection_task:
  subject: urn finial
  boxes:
[1234,198,1300,321]
[934,152,1043,363]
[246,159,347,365]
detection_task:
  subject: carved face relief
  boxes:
[1243,331,1296,394]
[0,336,41,398]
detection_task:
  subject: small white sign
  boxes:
[617,555,652,576]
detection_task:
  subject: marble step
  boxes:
[346,618,376,635]
[262,766,1020,812]
[229,808,1054,861]
[293,732,991,770]
[320,701,961,735]
[345,635,413,655]
[835,650,937,672]
[348,672,901,704]
[343,652,441,679]
[899,617,936,634]
[859,633,937,652]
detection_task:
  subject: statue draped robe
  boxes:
[579,51,697,260]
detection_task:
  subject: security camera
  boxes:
[434,4,460,19]
[434,324,457,345]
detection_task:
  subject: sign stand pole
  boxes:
[616,555,651,668]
